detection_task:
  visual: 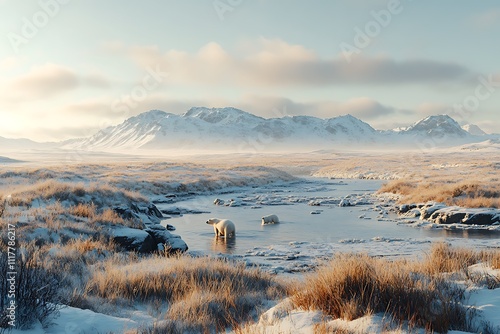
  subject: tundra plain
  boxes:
[1,148,499,333]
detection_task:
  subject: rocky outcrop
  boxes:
[397,202,500,226]
[111,203,188,254]
[339,198,353,207]
[462,211,500,225]
[160,206,209,215]
[145,224,188,253]
[110,227,156,253]
[113,203,164,225]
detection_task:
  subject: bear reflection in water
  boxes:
[210,235,237,254]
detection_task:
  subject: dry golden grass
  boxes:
[290,243,500,333]
[488,250,500,270]
[379,179,500,208]
[310,150,500,209]
[71,203,96,218]
[291,254,467,333]
[89,208,143,229]
[61,237,116,256]
[0,160,297,200]
[416,243,481,275]
[6,179,147,208]
[85,256,286,332]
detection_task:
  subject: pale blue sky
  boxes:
[0,0,499,140]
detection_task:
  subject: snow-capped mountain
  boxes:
[64,107,380,151]
[182,107,264,125]
[37,108,494,152]
[462,124,487,136]
[398,115,469,138]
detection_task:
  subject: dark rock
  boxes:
[161,208,182,215]
[114,203,164,225]
[398,204,417,214]
[339,199,352,207]
[214,198,225,205]
[149,223,176,231]
[161,207,209,215]
[434,212,467,225]
[113,206,135,220]
[420,204,446,220]
[132,203,163,218]
[462,212,500,225]
[145,228,188,254]
[111,227,155,253]
[421,206,499,226]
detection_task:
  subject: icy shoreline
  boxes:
[159,177,500,275]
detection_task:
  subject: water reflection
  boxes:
[438,228,500,239]
[210,236,237,254]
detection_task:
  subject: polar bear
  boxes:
[261,214,280,225]
[206,218,236,238]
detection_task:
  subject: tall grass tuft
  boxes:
[0,241,62,329]
[86,256,286,332]
[291,252,469,333]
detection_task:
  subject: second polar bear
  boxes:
[206,218,236,238]
[261,214,280,225]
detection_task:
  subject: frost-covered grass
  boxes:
[0,161,297,199]
[378,179,500,208]
[0,241,63,329]
[4,179,147,208]
[85,255,286,333]
[312,150,499,209]
[0,160,299,330]
[313,151,498,181]
[289,243,500,333]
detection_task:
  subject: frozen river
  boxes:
[159,178,500,266]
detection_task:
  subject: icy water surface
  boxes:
[159,178,500,258]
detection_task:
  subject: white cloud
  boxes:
[113,39,471,88]
[0,63,112,103]
[7,64,78,100]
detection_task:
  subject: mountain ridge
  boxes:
[0,108,493,153]
[60,108,488,152]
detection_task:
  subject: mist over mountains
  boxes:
[1,107,495,153]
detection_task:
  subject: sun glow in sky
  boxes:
[0,0,499,141]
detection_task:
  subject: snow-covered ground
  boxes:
[239,275,500,334]
[9,253,500,334]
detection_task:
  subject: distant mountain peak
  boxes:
[182,106,264,124]
[131,109,168,119]
[462,124,487,136]
[404,114,469,138]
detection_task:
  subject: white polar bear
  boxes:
[261,214,280,225]
[206,218,236,238]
